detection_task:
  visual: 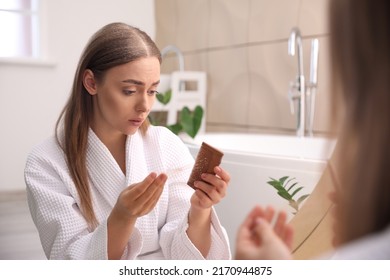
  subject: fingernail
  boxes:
[215,166,221,173]
[158,173,167,183]
[255,217,264,225]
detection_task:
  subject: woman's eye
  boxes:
[148,90,159,96]
[123,90,136,96]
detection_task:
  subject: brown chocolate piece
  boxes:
[187,142,224,189]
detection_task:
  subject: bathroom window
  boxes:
[0,0,40,58]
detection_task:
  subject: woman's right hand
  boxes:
[113,172,167,221]
[107,172,167,259]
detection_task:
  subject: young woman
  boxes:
[235,0,390,260]
[24,22,231,260]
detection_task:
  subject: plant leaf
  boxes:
[180,106,204,138]
[277,190,292,200]
[166,123,182,135]
[279,176,289,187]
[291,186,304,198]
[297,194,310,206]
[288,200,299,212]
[147,115,156,125]
[268,178,293,200]
[156,89,172,105]
[267,180,284,191]
[156,93,164,104]
[285,177,296,186]
[180,107,194,137]
[265,176,310,214]
[267,180,280,187]
[164,89,172,104]
[287,182,298,192]
[192,105,203,138]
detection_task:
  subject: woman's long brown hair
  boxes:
[329,0,390,244]
[55,23,161,229]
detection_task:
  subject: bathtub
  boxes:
[181,132,337,252]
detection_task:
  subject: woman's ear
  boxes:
[83,69,98,95]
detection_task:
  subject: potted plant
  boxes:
[266,176,310,214]
[149,88,204,139]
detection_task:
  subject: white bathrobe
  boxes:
[326,225,390,260]
[24,126,231,260]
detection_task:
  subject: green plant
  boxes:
[266,176,310,214]
[167,105,204,138]
[156,89,172,105]
[150,88,204,138]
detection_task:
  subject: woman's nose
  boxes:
[135,93,150,113]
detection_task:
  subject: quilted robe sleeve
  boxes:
[24,139,110,259]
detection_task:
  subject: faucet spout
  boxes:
[288,28,304,80]
[161,45,185,91]
[288,27,305,137]
[161,44,185,72]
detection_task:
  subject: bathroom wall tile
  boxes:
[299,0,330,36]
[206,124,249,133]
[208,0,251,48]
[155,0,177,50]
[184,52,208,73]
[247,43,295,130]
[156,0,210,52]
[160,55,178,74]
[174,0,210,52]
[206,47,250,126]
[155,0,332,135]
[159,51,207,76]
[160,52,208,79]
[248,0,301,43]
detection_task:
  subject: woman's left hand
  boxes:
[190,166,230,210]
[235,205,293,260]
[187,166,230,257]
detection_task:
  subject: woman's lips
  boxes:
[129,118,143,126]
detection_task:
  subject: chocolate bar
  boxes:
[187,142,224,189]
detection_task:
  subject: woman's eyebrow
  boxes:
[121,79,160,86]
[121,79,144,85]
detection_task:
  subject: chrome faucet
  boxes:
[161,44,185,72]
[288,28,319,137]
[288,27,305,137]
[306,39,319,137]
[161,45,185,91]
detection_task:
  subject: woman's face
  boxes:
[86,57,160,136]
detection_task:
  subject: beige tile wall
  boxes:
[155,0,332,135]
